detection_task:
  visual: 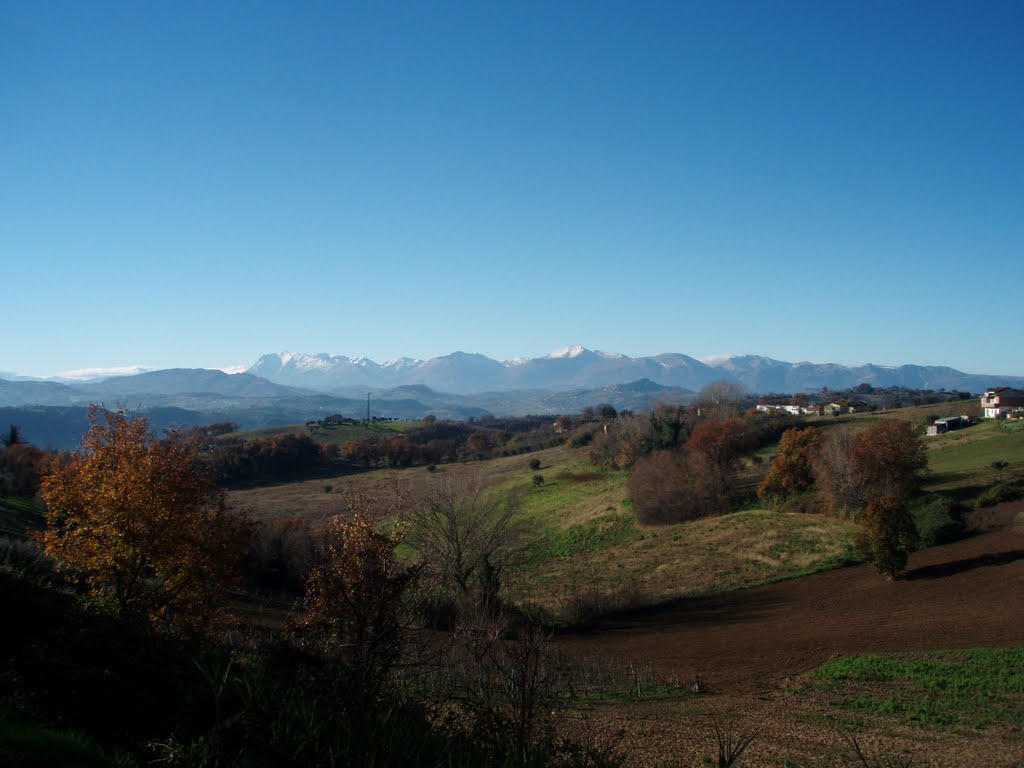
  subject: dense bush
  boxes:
[854,495,918,578]
[628,449,726,524]
[0,536,55,580]
[776,492,826,516]
[243,515,318,596]
[910,496,961,548]
[976,482,1023,508]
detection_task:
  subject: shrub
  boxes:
[777,492,826,516]
[854,495,918,579]
[245,515,317,596]
[528,458,541,471]
[532,474,544,487]
[910,496,961,548]
[976,482,1022,508]
[0,536,56,580]
[629,449,726,525]
[568,428,594,448]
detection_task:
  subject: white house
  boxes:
[981,387,1024,419]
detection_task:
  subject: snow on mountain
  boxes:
[382,357,423,370]
[243,349,1024,394]
[349,357,381,369]
[544,345,590,359]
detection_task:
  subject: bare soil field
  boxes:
[555,503,1024,766]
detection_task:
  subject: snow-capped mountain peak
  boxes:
[544,344,589,359]
[349,356,380,368]
[382,357,423,369]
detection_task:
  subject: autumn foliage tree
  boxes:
[758,427,821,505]
[628,417,749,524]
[40,407,251,632]
[813,421,927,516]
[850,420,928,500]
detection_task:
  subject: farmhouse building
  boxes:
[980,387,1024,419]
[755,403,822,416]
[925,415,970,436]
[822,401,866,415]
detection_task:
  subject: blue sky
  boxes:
[3,1,1022,378]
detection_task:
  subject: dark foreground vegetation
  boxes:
[2,408,630,767]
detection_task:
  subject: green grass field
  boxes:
[924,420,1024,494]
[812,647,1024,729]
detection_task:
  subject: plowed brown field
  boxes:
[555,503,1024,766]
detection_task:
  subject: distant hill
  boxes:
[0,379,80,407]
[76,369,304,399]
[0,406,215,450]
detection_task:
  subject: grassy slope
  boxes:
[226,407,1023,615]
[229,444,859,614]
[924,419,1024,493]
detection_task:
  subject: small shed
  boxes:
[926,415,970,436]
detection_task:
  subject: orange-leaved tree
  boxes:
[41,406,251,631]
[757,426,821,506]
[850,420,927,501]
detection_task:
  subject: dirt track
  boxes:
[558,503,1024,694]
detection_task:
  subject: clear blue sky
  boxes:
[3,1,1022,377]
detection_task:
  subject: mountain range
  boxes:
[2,348,1021,448]
[245,348,1022,395]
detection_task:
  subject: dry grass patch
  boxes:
[507,510,857,616]
[227,445,589,524]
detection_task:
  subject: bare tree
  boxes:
[405,474,524,607]
[589,412,651,469]
[695,380,747,419]
[812,427,869,516]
